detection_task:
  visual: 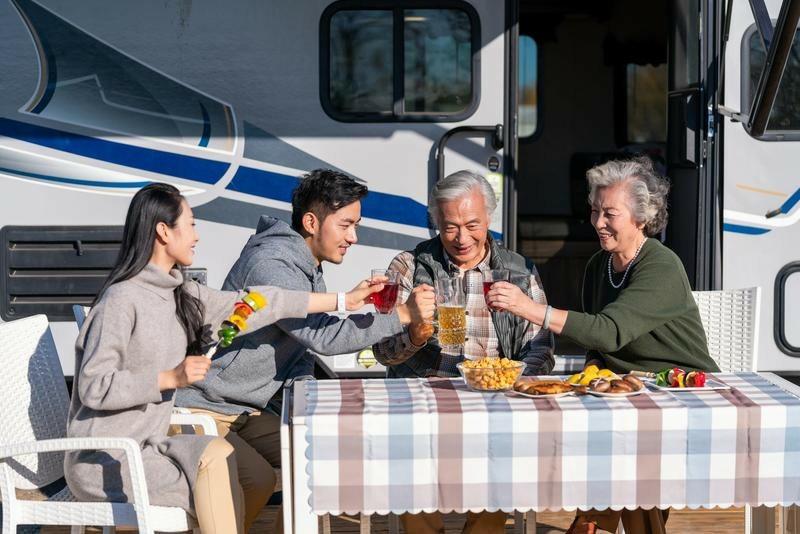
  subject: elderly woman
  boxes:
[487,156,718,534]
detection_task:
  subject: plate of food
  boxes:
[508,378,575,398]
[580,375,647,398]
[645,368,730,391]
[566,367,648,398]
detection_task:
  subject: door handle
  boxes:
[435,124,503,182]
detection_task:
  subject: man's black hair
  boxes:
[291,169,368,233]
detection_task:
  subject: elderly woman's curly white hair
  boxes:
[586,156,670,236]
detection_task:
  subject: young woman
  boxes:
[64,183,382,533]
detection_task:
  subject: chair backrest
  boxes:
[692,287,761,372]
[72,304,90,330]
[0,314,70,490]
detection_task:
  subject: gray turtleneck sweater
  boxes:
[64,264,309,510]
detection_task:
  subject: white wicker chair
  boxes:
[692,287,762,534]
[691,287,761,372]
[0,314,214,534]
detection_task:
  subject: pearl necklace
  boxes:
[607,237,647,289]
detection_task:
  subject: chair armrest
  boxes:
[169,412,218,436]
[0,437,151,510]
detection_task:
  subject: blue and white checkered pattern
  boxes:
[303,373,800,515]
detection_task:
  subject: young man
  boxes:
[175,169,434,532]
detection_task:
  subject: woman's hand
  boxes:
[485,281,535,318]
[396,284,435,325]
[345,279,384,311]
[159,355,211,390]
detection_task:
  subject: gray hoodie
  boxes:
[175,216,404,415]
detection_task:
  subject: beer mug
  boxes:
[434,276,466,348]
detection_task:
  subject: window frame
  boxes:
[775,262,800,357]
[319,0,481,123]
[740,22,800,141]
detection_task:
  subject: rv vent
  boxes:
[0,226,123,321]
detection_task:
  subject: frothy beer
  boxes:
[438,305,466,346]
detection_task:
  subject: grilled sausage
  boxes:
[590,378,611,392]
[609,379,633,392]
[623,374,644,390]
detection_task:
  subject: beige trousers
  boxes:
[401,510,508,533]
[193,437,245,534]
[191,408,283,533]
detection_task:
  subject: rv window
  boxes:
[742,24,800,136]
[329,10,394,114]
[321,2,479,122]
[404,9,472,114]
[518,35,538,138]
[627,64,667,143]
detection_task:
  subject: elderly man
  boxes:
[373,169,554,534]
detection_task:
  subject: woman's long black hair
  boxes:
[95,183,207,354]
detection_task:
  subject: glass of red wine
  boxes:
[482,269,510,309]
[370,269,400,314]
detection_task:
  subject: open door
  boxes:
[665,0,722,291]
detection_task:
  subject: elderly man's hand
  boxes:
[485,281,534,318]
[395,284,435,325]
[409,321,435,347]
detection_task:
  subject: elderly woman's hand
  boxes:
[485,281,535,317]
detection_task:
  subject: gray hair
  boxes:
[586,156,670,236]
[428,170,498,227]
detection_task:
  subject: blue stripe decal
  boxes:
[780,187,800,214]
[723,223,770,235]
[227,165,432,229]
[0,166,150,189]
[226,165,297,203]
[0,118,227,184]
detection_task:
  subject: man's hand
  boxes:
[346,279,385,310]
[405,284,435,323]
[409,321,435,347]
[395,284,435,325]
[159,356,211,390]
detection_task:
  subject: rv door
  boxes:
[721,0,800,372]
[666,0,722,290]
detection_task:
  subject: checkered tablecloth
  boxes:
[302,373,800,515]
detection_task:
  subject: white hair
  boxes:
[428,170,497,228]
[586,156,670,236]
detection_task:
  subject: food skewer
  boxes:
[204,291,267,359]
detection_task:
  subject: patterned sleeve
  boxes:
[517,267,555,375]
[372,251,424,365]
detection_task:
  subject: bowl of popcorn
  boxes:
[457,357,525,391]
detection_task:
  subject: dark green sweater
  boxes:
[561,239,719,373]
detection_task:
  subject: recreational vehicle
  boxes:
[0,0,797,377]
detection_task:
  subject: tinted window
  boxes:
[518,35,538,137]
[746,28,800,132]
[322,3,478,121]
[329,10,394,114]
[404,9,472,113]
[669,0,699,89]
[627,64,667,143]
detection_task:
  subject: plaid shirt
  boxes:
[373,247,552,376]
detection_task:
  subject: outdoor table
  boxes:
[281,373,800,533]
